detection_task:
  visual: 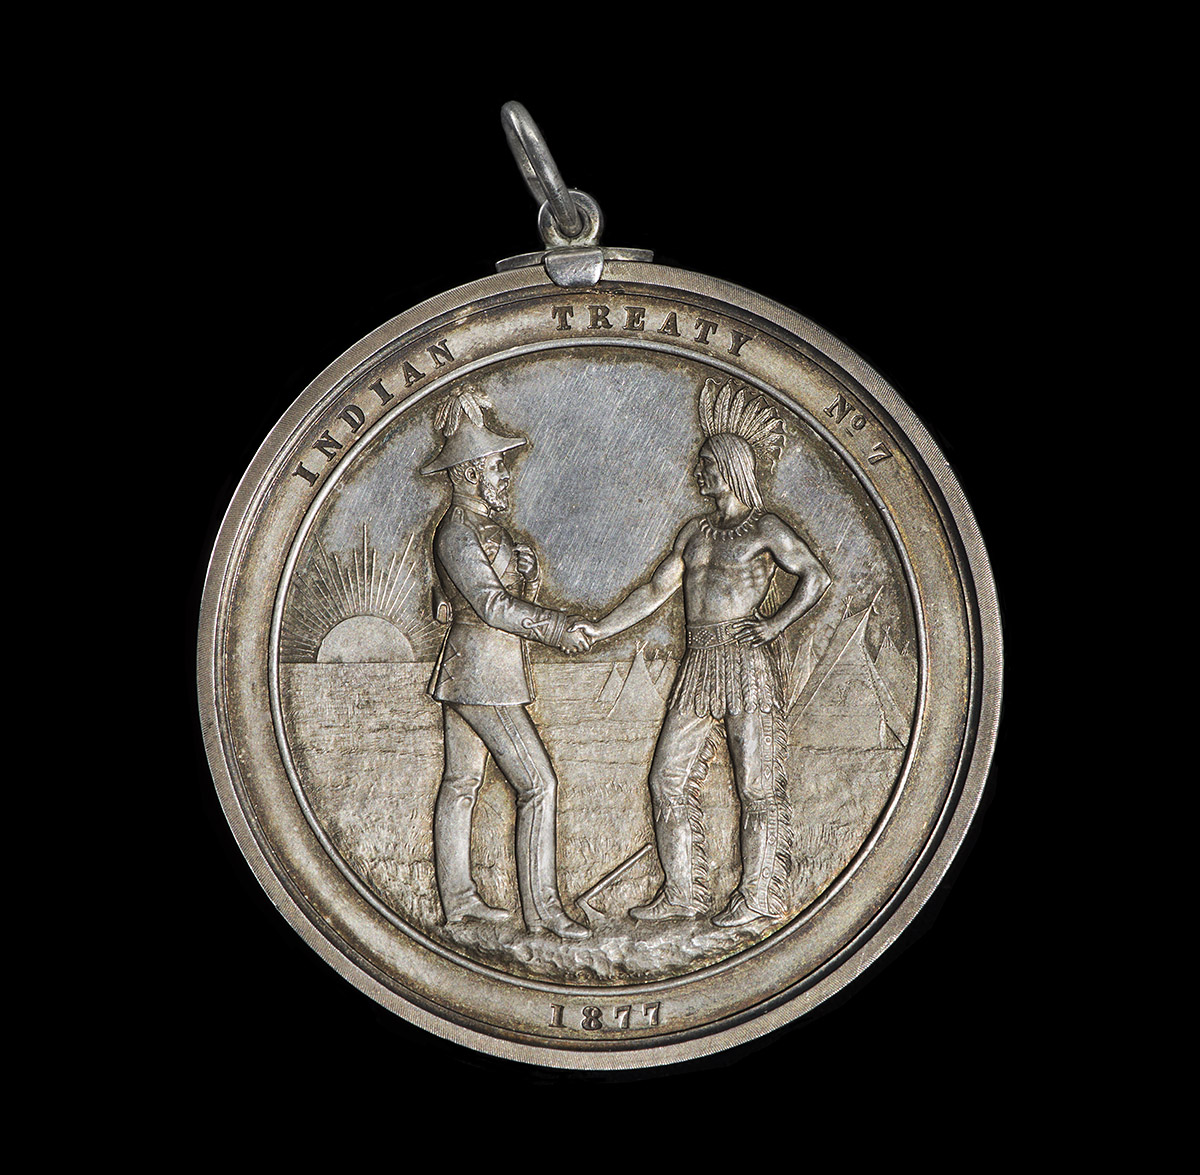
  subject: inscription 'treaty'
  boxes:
[551,304,755,358]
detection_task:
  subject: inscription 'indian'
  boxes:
[291,338,459,489]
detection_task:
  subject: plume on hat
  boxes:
[698,378,786,466]
[434,386,494,437]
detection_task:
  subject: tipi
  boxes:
[607,647,668,719]
[790,605,911,749]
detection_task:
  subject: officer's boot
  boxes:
[433,774,508,925]
[515,774,588,939]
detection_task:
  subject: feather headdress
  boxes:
[698,379,786,467]
[433,386,494,437]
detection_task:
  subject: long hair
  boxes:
[706,432,762,510]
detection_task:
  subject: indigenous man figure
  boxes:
[422,387,590,940]
[575,380,831,927]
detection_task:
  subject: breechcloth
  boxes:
[668,618,787,717]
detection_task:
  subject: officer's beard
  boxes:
[481,480,508,513]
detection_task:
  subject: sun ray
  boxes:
[388,569,414,618]
[288,595,331,636]
[394,573,420,613]
[359,523,369,611]
[382,533,417,616]
[314,575,342,627]
[337,552,357,614]
[281,521,443,662]
[405,622,442,646]
[368,530,379,615]
[315,564,344,616]
[380,548,402,616]
[302,580,338,633]
[333,553,355,616]
[362,523,371,613]
[316,540,350,620]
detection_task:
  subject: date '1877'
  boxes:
[549,1003,662,1031]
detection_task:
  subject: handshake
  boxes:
[559,617,603,656]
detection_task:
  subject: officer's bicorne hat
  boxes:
[419,387,526,475]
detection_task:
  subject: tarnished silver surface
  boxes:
[198,106,1001,1069]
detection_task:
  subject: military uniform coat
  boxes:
[428,495,566,705]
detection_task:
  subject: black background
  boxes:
[168,63,1046,1119]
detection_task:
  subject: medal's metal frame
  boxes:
[199,260,1001,1069]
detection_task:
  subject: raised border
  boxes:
[198,261,1002,1068]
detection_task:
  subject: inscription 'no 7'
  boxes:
[825,393,892,465]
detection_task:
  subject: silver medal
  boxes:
[198,103,1002,1068]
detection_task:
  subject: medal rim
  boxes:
[198,260,1003,1069]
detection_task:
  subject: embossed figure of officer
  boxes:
[423,388,591,940]
[572,381,831,927]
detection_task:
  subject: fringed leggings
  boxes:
[646,705,792,916]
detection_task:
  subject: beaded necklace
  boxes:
[698,507,762,541]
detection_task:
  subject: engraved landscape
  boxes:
[277,350,917,984]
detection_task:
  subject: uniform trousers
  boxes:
[433,702,566,927]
